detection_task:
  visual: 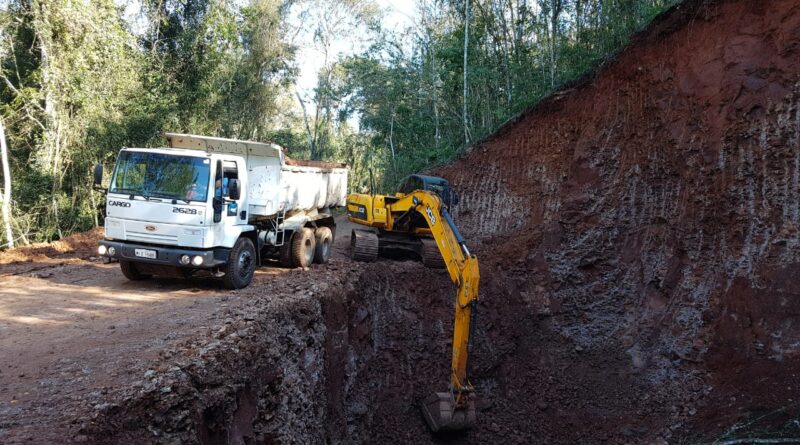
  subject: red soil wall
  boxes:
[433,0,800,439]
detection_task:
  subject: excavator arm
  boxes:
[385,191,480,432]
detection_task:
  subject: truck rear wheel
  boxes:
[222,237,256,289]
[314,227,333,264]
[120,260,151,281]
[278,232,294,268]
[292,228,316,268]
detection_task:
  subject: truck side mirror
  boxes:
[93,163,103,186]
[227,179,241,200]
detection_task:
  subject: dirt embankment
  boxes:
[77,260,684,445]
[432,0,800,441]
[0,228,103,265]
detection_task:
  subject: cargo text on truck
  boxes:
[93,133,348,289]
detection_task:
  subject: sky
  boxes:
[293,0,418,93]
[113,0,418,112]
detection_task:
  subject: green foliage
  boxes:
[1,0,143,240]
[330,0,680,192]
[0,0,295,243]
[0,0,680,245]
[686,401,800,444]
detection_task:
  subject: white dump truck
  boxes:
[94,133,348,289]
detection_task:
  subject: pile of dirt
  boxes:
[0,228,103,265]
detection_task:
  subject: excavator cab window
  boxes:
[398,176,424,195]
[398,175,459,210]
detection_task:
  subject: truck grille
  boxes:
[126,231,179,244]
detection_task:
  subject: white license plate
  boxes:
[134,248,157,259]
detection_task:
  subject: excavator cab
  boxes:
[398,175,459,210]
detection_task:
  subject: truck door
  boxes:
[212,159,246,247]
[212,160,241,216]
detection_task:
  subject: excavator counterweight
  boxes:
[347,176,480,433]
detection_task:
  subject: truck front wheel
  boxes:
[292,228,316,268]
[120,260,151,281]
[222,237,256,289]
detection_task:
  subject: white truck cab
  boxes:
[95,134,348,289]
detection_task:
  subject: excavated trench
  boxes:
[82,261,697,444]
[77,0,800,443]
[78,262,457,445]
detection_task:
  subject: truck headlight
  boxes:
[191,255,204,266]
[98,245,107,255]
[180,255,191,265]
[107,246,116,256]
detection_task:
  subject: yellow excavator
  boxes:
[346,175,479,432]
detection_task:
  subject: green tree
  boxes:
[1,0,142,240]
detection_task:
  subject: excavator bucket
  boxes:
[420,392,476,433]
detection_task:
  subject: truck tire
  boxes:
[291,228,316,268]
[278,232,294,268]
[222,237,256,289]
[314,227,333,264]
[120,260,151,281]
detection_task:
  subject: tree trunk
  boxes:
[433,69,441,149]
[295,88,315,156]
[498,1,513,107]
[388,110,397,183]
[550,0,563,88]
[35,5,64,240]
[463,0,471,146]
[0,119,14,249]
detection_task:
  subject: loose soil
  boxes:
[3,0,800,444]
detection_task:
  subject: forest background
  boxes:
[0,0,677,245]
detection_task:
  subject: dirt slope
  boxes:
[428,0,800,441]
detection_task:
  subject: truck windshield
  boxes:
[110,151,211,202]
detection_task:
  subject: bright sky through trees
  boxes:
[293,1,417,101]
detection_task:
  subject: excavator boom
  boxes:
[347,180,481,433]
[382,192,480,432]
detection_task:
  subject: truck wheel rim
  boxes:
[238,251,253,277]
[305,238,313,264]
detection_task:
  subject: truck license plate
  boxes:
[134,248,157,259]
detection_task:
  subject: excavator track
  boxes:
[420,237,446,269]
[350,229,379,262]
